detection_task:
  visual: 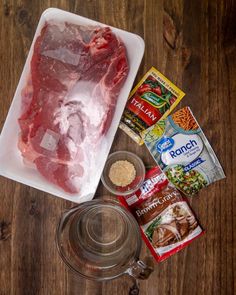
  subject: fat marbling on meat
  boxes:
[18,21,129,194]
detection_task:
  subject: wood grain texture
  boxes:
[0,0,235,294]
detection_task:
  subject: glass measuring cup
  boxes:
[56,197,153,287]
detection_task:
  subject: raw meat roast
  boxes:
[18,21,129,194]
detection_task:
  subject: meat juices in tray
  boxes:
[119,167,204,262]
[18,22,129,194]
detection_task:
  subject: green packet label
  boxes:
[142,106,226,196]
[141,92,169,108]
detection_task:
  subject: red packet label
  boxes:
[119,167,204,262]
[127,94,162,126]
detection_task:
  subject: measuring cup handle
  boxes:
[127,260,154,280]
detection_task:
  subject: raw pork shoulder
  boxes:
[18,22,129,194]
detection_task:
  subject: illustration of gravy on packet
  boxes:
[143,107,226,196]
[119,67,185,145]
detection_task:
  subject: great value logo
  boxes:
[160,134,203,166]
[156,137,174,153]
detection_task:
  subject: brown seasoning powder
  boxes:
[109,160,136,187]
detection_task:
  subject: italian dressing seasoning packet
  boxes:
[143,107,225,196]
[119,67,185,145]
[119,167,204,262]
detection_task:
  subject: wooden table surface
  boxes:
[0,0,235,294]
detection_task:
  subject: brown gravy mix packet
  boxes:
[119,167,204,262]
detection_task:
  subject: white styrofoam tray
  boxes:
[0,8,145,203]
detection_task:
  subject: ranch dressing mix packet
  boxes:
[143,107,225,196]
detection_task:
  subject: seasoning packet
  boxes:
[119,167,204,262]
[119,67,185,145]
[143,107,226,196]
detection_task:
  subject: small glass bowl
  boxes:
[101,151,145,196]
